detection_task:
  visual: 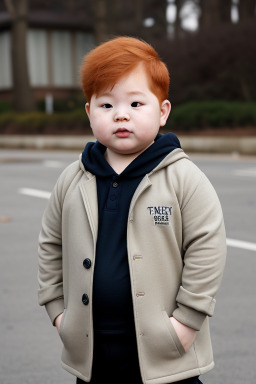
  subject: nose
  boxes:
[114,110,130,122]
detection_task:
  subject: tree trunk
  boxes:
[174,0,185,39]
[239,0,256,20]
[90,0,109,45]
[5,0,36,112]
[219,0,232,23]
[152,0,168,38]
[199,0,218,28]
[199,0,232,29]
[135,0,143,36]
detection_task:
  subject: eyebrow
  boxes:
[97,90,146,98]
[127,91,146,97]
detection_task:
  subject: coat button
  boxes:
[83,258,92,269]
[82,294,89,305]
[112,182,118,188]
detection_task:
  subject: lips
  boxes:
[115,128,131,138]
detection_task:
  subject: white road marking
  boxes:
[233,168,256,177]
[18,188,51,199]
[226,238,256,252]
[18,187,256,252]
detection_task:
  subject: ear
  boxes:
[160,100,171,127]
[85,102,90,118]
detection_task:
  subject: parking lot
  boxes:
[0,148,256,384]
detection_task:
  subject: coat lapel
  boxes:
[79,176,98,245]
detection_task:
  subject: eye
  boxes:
[101,103,112,109]
[131,102,142,108]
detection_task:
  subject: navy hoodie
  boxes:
[82,133,181,335]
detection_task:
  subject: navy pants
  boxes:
[76,332,202,384]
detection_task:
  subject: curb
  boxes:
[0,135,95,150]
[179,136,256,155]
[0,135,256,155]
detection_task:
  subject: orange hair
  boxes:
[80,36,169,104]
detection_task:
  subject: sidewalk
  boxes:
[0,134,256,155]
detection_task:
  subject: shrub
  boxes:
[0,109,90,135]
[0,101,13,113]
[156,19,256,104]
[166,101,256,131]
[37,94,85,113]
[0,102,255,135]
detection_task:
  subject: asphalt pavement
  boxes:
[0,148,256,384]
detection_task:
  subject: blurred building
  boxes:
[0,0,94,101]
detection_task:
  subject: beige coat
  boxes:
[38,148,226,383]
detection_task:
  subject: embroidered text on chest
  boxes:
[147,206,172,226]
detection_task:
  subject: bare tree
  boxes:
[90,0,109,45]
[90,0,169,43]
[90,0,148,43]
[135,0,144,36]
[4,0,35,112]
[150,0,168,38]
[219,0,232,23]
[239,0,256,20]
[174,0,186,38]
[199,0,232,29]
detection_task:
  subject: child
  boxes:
[38,37,226,384]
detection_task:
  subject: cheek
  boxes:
[91,111,112,125]
[90,119,111,141]
[89,114,103,130]
[138,113,161,131]
[89,118,103,138]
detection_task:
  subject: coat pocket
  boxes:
[161,311,186,357]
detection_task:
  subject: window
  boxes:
[52,31,72,86]
[75,32,94,85]
[0,29,95,90]
[27,29,48,86]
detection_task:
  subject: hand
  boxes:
[170,317,197,352]
[54,313,63,334]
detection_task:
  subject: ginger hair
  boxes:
[80,36,170,104]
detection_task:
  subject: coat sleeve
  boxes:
[172,167,227,331]
[37,161,80,325]
[37,173,65,325]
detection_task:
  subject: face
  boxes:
[85,64,171,159]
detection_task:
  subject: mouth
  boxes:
[114,128,131,138]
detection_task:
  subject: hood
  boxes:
[80,133,188,178]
